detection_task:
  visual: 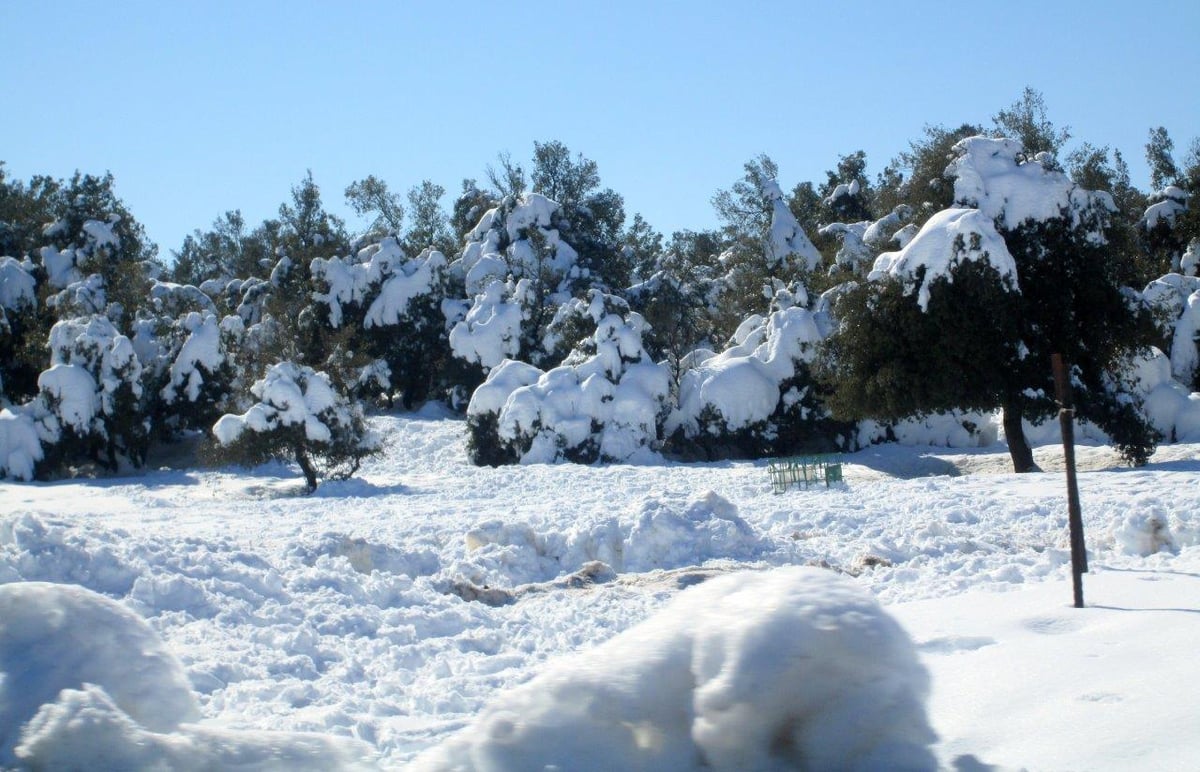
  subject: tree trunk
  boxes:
[295,447,318,493]
[1002,402,1039,473]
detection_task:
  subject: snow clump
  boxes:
[413,566,937,771]
[0,582,373,770]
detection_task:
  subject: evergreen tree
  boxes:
[171,210,274,285]
[403,180,455,257]
[211,361,379,492]
[822,137,1158,472]
[991,87,1071,160]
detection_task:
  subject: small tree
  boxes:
[211,362,379,492]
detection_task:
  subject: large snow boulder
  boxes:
[413,566,937,771]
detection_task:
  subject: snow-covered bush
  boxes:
[448,278,529,376]
[306,237,456,406]
[466,306,670,465]
[668,290,853,459]
[158,311,242,430]
[0,405,47,480]
[0,256,40,404]
[1141,272,1200,390]
[820,204,915,276]
[451,193,583,297]
[211,361,379,492]
[414,566,936,772]
[34,315,149,472]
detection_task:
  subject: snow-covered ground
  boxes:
[3,407,1199,770]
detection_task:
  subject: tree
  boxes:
[345,175,405,238]
[1146,126,1182,190]
[211,361,379,492]
[991,87,1070,160]
[875,123,984,224]
[171,210,274,285]
[529,141,628,291]
[403,179,455,257]
[822,137,1158,472]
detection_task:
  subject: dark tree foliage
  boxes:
[345,175,405,237]
[822,213,1160,472]
[171,210,275,285]
[991,87,1071,159]
[874,123,984,224]
[404,180,456,257]
[529,140,629,291]
[821,259,1022,422]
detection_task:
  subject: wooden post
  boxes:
[1052,353,1087,608]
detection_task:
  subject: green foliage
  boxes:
[991,87,1071,159]
[465,411,518,466]
[345,175,404,237]
[820,260,1021,422]
[404,180,455,257]
[529,140,629,291]
[171,210,274,285]
[875,123,983,223]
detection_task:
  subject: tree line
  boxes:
[1,89,1197,488]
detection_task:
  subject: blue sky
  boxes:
[3,0,1197,260]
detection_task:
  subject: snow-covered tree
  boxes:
[465,306,669,466]
[667,287,852,460]
[309,238,452,406]
[211,362,379,492]
[822,136,1159,472]
[0,256,40,403]
[1142,272,1200,390]
[35,316,149,472]
[709,158,824,339]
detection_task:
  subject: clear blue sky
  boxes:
[3,0,1197,261]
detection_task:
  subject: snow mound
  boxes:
[624,492,762,571]
[0,582,373,770]
[414,566,936,771]
[0,581,199,761]
[1111,508,1176,557]
[456,492,767,587]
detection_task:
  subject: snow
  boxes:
[36,364,98,433]
[213,362,342,445]
[1141,273,1200,385]
[161,312,226,404]
[3,412,1200,770]
[0,581,372,770]
[1182,238,1199,277]
[0,257,36,311]
[469,312,670,463]
[413,566,936,772]
[454,195,580,297]
[762,178,821,271]
[671,304,826,434]
[364,249,447,329]
[448,280,525,371]
[949,136,1114,236]
[869,208,1018,310]
[0,407,44,480]
[1142,186,1189,231]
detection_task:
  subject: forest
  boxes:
[1,89,1198,489]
